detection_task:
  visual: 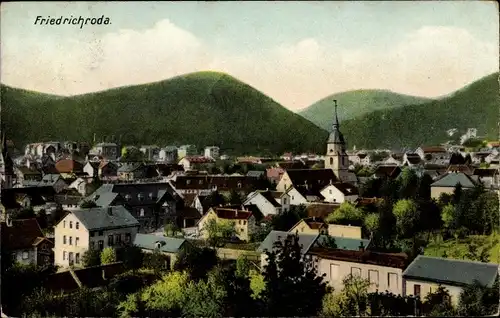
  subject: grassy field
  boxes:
[424,233,500,264]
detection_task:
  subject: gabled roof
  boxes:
[118,162,144,173]
[209,207,253,220]
[290,217,327,231]
[88,182,180,207]
[257,230,319,254]
[285,169,338,186]
[134,233,189,253]
[85,161,99,169]
[16,166,42,176]
[256,190,281,207]
[55,159,84,173]
[373,166,401,178]
[246,170,265,178]
[308,247,408,269]
[1,218,44,250]
[447,164,473,174]
[420,146,447,153]
[68,206,139,231]
[431,172,477,188]
[403,255,499,288]
[323,182,359,196]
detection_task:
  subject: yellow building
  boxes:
[197,207,256,241]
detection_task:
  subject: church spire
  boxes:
[333,99,339,128]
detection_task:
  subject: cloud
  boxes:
[1,21,498,110]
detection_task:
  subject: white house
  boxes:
[178,156,214,171]
[403,255,499,305]
[69,177,89,196]
[285,186,310,205]
[320,182,359,204]
[83,162,99,178]
[243,190,290,217]
[54,206,139,268]
[204,146,220,160]
[416,146,449,161]
[309,246,408,295]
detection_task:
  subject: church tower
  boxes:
[324,100,349,182]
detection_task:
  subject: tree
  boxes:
[79,200,97,209]
[228,189,243,205]
[100,247,116,265]
[143,250,169,275]
[121,147,144,162]
[116,245,144,271]
[181,270,226,318]
[164,221,181,237]
[398,168,419,199]
[326,201,363,226]
[452,183,463,205]
[235,256,251,278]
[203,190,227,210]
[457,279,499,316]
[203,218,236,248]
[270,204,307,231]
[318,235,337,249]
[174,245,218,281]
[249,269,266,300]
[139,271,189,316]
[441,203,457,233]
[364,213,380,236]
[392,199,420,238]
[12,207,35,219]
[321,274,371,316]
[262,233,329,317]
[422,285,455,316]
[82,249,101,267]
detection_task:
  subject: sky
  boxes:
[1,1,498,111]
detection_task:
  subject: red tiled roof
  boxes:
[447,164,473,175]
[309,246,409,269]
[55,159,84,173]
[183,156,214,163]
[174,175,257,191]
[1,218,44,250]
[212,207,253,220]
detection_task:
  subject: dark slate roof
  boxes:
[134,233,189,253]
[473,168,498,177]
[277,161,307,170]
[431,172,476,188]
[118,162,144,173]
[209,207,253,220]
[403,255,499,288]
[294,186,325,201]
[178,207,202,219]
[69,206,139,231]
[257,190,281,207]
[88,182,180,207]
[174,175,258,191]
[315,235,371,251]
[308,247,408,269]
[285,169,339,187]
[329,182,359,196]
[257,230,319,254]
[373,166,401,178]
[1,186,55,208]
[16,166,42,176]
[1,218,44,250]
[54,194,84,206]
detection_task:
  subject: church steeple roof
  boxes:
[327,100,346,145]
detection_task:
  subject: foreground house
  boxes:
[402,255,499,305]
[1,218,53,266]
[133,233,192,269]
[472,168,500,189]
[197,207,256,241]
[54,206,139,268]
[310,246,408,295]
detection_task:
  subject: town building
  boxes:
[204,146,220,160]
[243,190,291,216]
[54,206,139,268]
[177,145,197,159]
[197,207,256,241]
[88,142,119,161]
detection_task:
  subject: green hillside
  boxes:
[341,72,499,149]
[1,71,328,155]
[299,90,431,130]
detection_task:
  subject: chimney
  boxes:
[107,207,113,216]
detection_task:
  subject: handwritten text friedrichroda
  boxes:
[34,16,111,29]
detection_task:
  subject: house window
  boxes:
[63,251,67,260]
[329,190,332,194]
[115,234,121,244]
[237,183,242,188]
[238,220,242,225]
[76,222,79,229]
[75,237,79,246]
[63,235,67,244]
[69,237,73,245]
[69,252,74,265]
[90,241,95,249]
[199,180,203,184]
[330,264,340,280]
[140,208,145,217]
[240,228,244,232]
[98,230,103,236]
[330,158,333,165]
[351,267,362,277]
[368,270,379,287]
[388,273,398,288]
[90,231,95,237]
[186,180,191,185]
[69,221,73,229]
[22,251,29,260]
[125,233,131,243]
[138,193,145,201]
[75,253,80,264]
[243,220,246,225]
[108,235,114,246]
[283,198,287,205]
[98,240,104,250]
[414,284,421,297]
[292,196,294,200]
[63,220,66,228]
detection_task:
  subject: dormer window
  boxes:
[125,194,131,201]
[237,182,242,188]
[199,180,203,185]
[138,193,145,201]
[186,180,191,185]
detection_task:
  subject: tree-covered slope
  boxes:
[341,72,499,149]
[299,90,431,130]
[1,71,328,155]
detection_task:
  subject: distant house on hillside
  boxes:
[472,168,499,189]
[178,156,214,171]
[403,153,423,168]
[177,145,197,159]
[159,146,179,163]
[89,142,119,160]
[117,163,145,181]
[416,146,449,161]
[289,217,327,235]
